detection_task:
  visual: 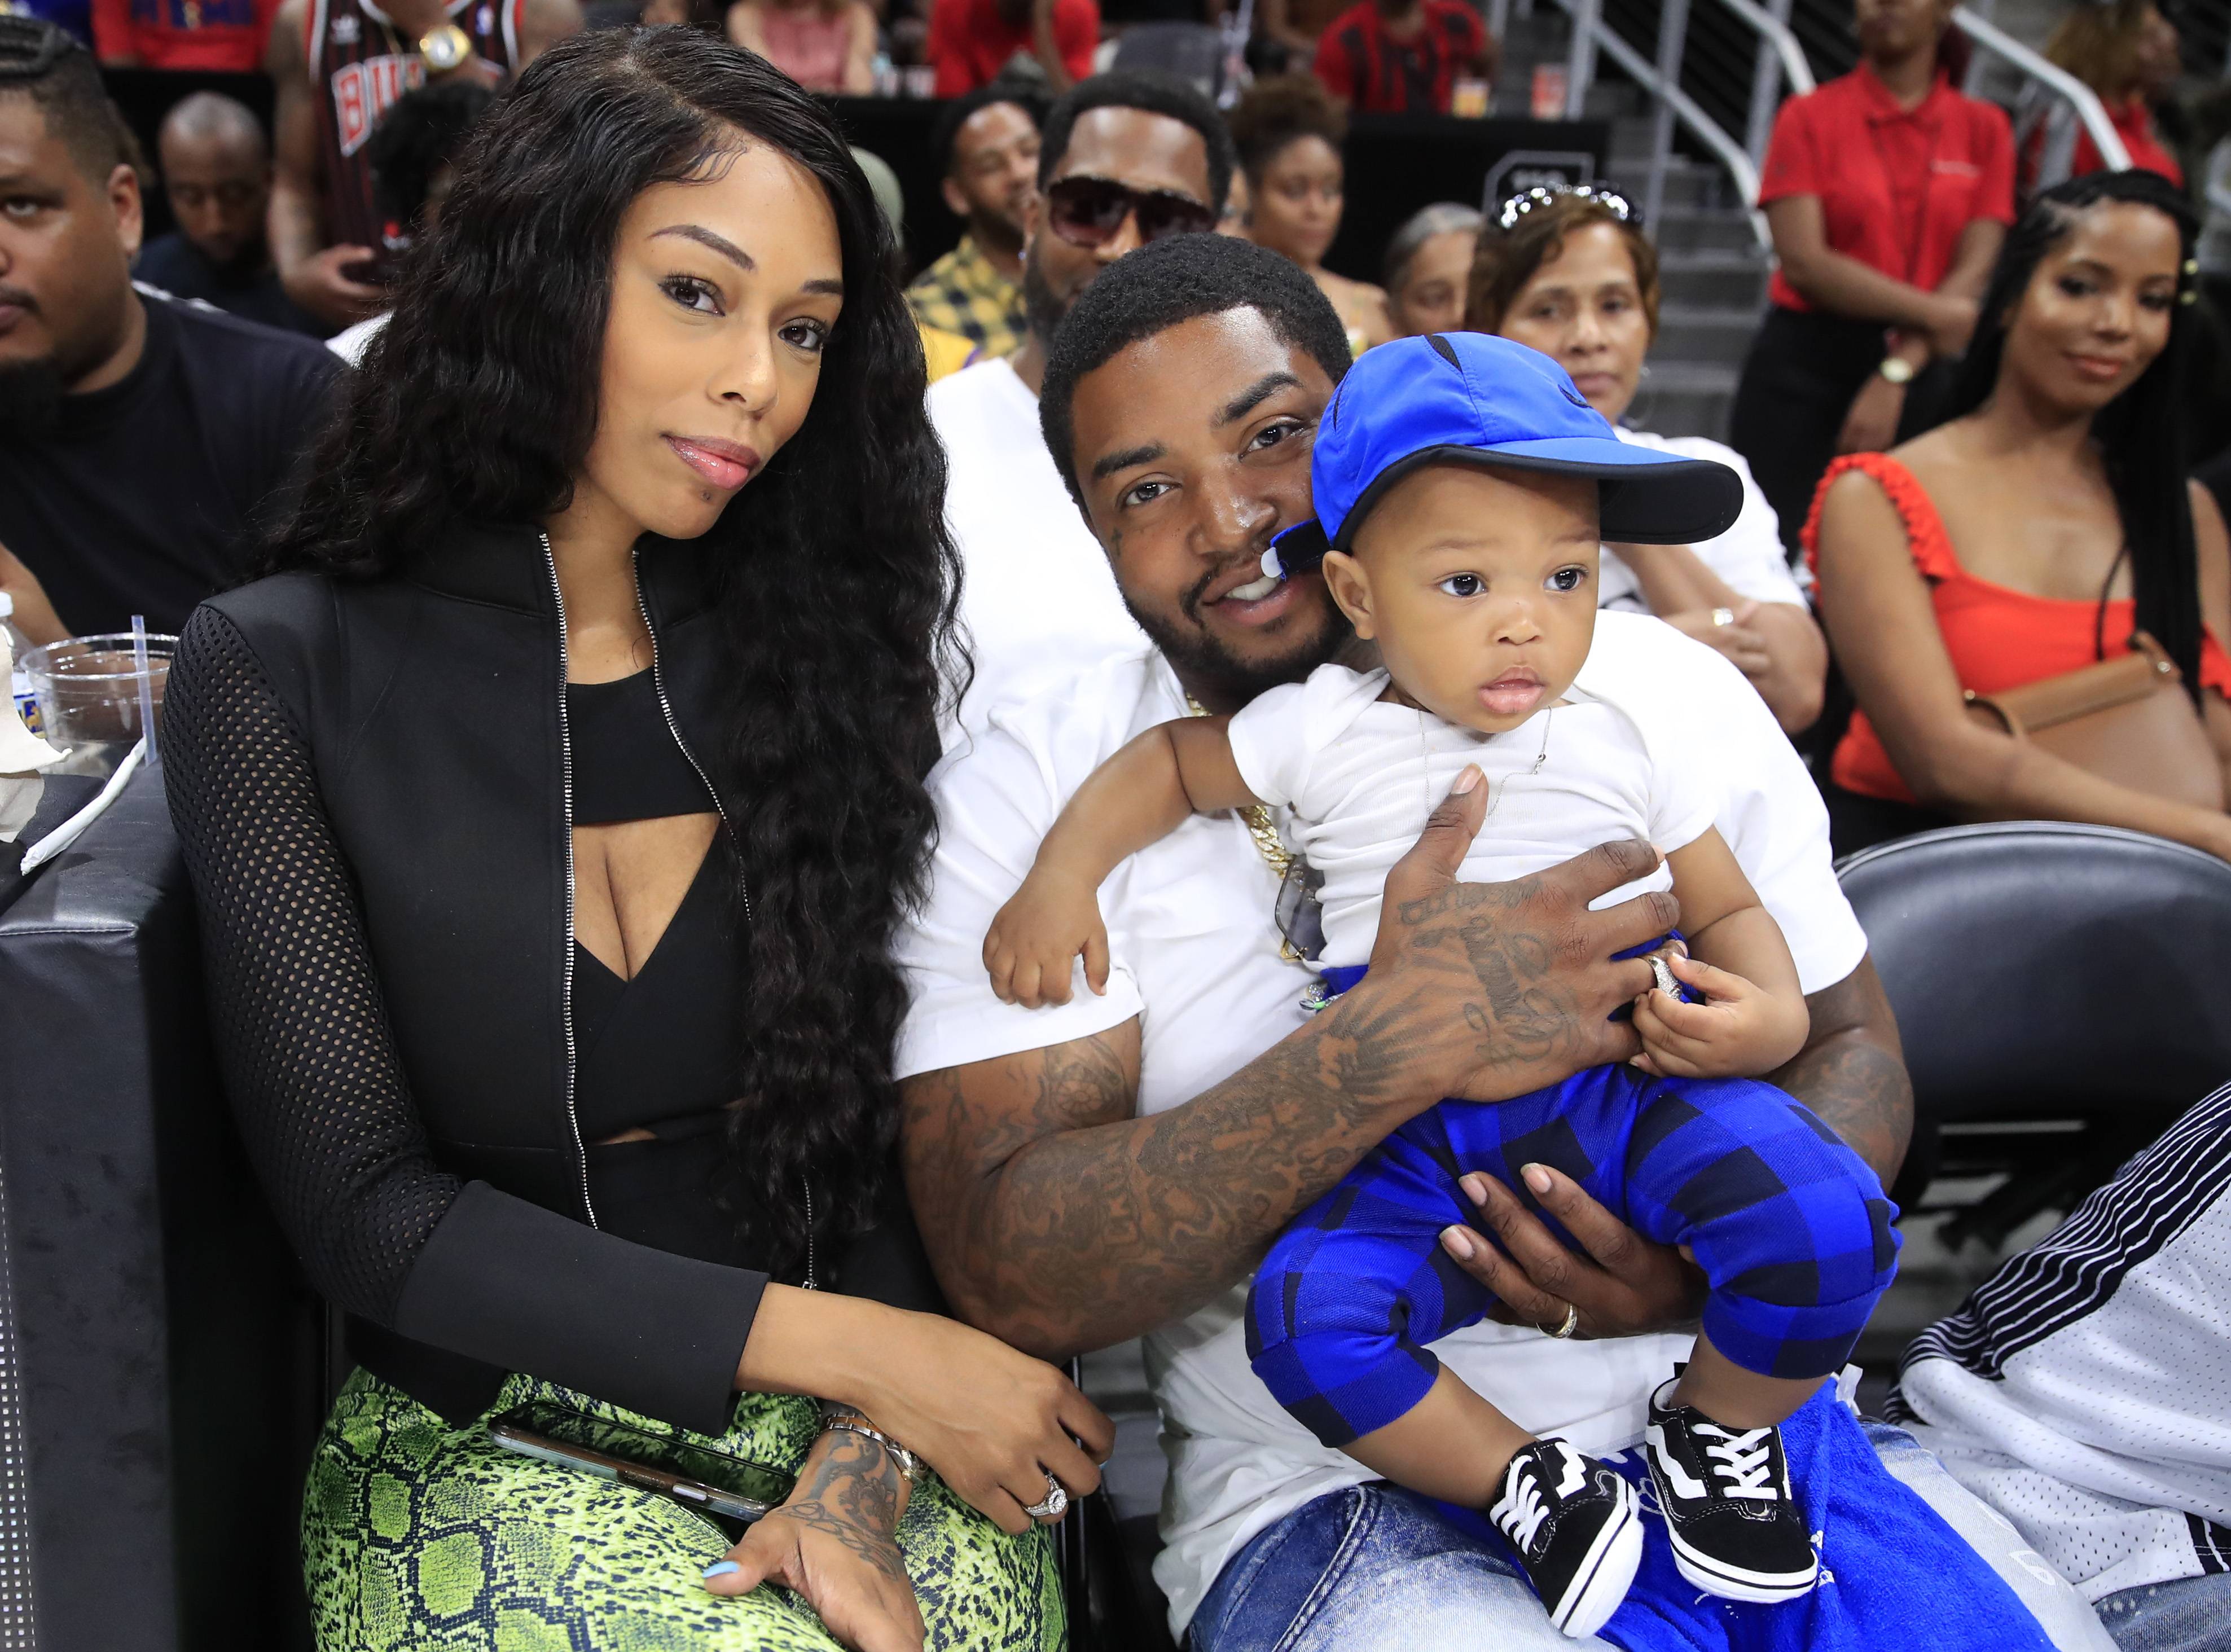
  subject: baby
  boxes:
[985,333,1899,1637]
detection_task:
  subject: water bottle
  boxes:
[0,593,41,740]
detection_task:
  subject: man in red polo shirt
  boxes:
[926,0,1097,98]
[1311,0,1495,116]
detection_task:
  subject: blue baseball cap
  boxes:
[1263,332,1744,577]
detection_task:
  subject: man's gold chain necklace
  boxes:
[1184,695,1297,886]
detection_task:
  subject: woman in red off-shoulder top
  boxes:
[1809,170,2231,859]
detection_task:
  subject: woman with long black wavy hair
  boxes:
[161,27,1109,1651]
[1807,169,2231,858]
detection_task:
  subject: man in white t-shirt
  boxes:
[929,70,1236,735]
[895,236,2109,1649]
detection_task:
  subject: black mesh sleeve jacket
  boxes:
[162,530,779,1431]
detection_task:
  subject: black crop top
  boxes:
[564,671,759,1267]
[566,670,717,826]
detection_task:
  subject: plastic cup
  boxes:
[21,632,177,779]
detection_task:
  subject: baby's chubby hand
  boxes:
[983,871,1110,1009]
[1629,950,1808,1079]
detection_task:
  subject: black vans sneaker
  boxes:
[1644,1378,1819,1603]
[1489,1438,1643,1638]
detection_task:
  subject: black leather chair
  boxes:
[0,767,324,1652]
[1837,820,2231,1245]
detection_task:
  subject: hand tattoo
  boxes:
[770,1431,908,1585]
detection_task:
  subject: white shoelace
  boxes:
[1696,1424,1780,1500]
[1494,1462,1554,1552]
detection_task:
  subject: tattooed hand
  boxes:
[703,1429,923,1652]
[1358,765,1678,1103]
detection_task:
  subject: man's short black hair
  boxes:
[366,80,498,226]
[1040,233,1351,507]
[1037,70,1237,214]
[931,84,1045,181]
[0,16,135,182]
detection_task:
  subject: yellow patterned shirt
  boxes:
[906,235,1026,361]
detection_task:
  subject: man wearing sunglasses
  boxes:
[930,69,1234,738]
[897,234,2113,1650]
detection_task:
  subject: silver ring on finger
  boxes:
[1711,606,1736,628]
[1542,1302,1579,1340]
[1023,1473,1070,1521]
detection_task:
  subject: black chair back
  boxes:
[1838,821,2231,1126]
[1838,821,2231,1244]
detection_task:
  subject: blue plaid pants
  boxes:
[1245,972,1900,1448]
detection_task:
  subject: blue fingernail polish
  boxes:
[702,1561,739,1579]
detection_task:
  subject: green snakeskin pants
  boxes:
[303,1369,1065,1650]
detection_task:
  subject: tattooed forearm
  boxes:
[1772,958,1913,1186]
[901,1021,1396,1358]
[768,1430,910,1584]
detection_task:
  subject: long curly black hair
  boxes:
[268,27,961,1283]
[1939,169,2204,705]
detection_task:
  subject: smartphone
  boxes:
[486,1400,793,1526]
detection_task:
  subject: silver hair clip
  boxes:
[1495,183,1638,234]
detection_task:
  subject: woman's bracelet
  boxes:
[817,1400,920,1486]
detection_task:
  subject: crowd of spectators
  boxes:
[4,2,2231,1648]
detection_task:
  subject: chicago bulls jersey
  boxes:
[306,0,520,256]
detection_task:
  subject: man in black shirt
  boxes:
[135,91,322,338]
[0,19,340,640]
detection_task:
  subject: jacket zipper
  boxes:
[542,533,598,1230]
[630,552,813,1288]
[631,545,752,924]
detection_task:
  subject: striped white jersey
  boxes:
[1887,1084,2231,1602]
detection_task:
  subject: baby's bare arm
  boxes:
[1036,716,1258,887]
[1632,832,1810,1077]
[984,718,1263,1008]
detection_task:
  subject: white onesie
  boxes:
[1224,663,1719,968]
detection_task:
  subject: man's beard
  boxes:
[1021,253,1070,346]
[1121,566,1350,708]
[0,357,66,439]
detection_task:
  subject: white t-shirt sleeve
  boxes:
[1223,679,1317,809]
[1224,665,1385,811]
[1639,715,1720,859]
[1580,612,1867,996]
[893,700,1145,1082]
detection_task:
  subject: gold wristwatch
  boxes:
[1877,356,1917,386]
[418,21,473,73]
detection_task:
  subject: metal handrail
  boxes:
[1711,0,1814,100]
[1950,6,2131,173]
[1550,0,1769,248]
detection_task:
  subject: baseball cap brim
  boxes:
[1263,434,1746,578]
[1343,438,1745,550]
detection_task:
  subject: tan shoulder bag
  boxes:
[1963,631,2226,811]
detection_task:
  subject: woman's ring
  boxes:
[1543,1302,1579,1339]
[1711,606,1736,629]
[1024,1474,1070,1521]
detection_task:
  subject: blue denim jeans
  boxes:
[1189,1423,2116,1652]
[2094,1575,2231,1652]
